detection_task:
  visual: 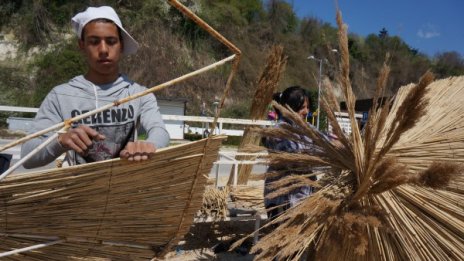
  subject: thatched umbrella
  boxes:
[234,10,464,261]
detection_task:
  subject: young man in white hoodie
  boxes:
[21,6,169,168]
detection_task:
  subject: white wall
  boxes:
[157,99,185,140]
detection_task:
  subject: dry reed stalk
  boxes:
[320,98,352,150]
[265,179,319,200]
[267,152,335,169]
[361,58,391,182]
[336,11,364,182]
[322,78,341,113]
[227,45,288,185]
[236,8,464,261]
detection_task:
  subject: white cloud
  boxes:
[417,23,440,39]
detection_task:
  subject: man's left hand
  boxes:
[120,141,156,161]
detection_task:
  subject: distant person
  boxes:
[267,104,278,122]
[21,6,169,168]
[263,86,319,219]
[200,102,207,117]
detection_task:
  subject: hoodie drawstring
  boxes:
[92,83,99,109]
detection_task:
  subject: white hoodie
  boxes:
[21,75,169,168]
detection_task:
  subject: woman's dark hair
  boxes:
[273,86,309,115]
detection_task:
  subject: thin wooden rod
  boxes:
[0,132,60,181]
[167,0,241,56]
[1,233,153,250]
[211,55,241,133]
[0,233,60,241]
[0,55,235,154]
[156,2,242,257]
[0,239,65,257]
[167,0,242,133]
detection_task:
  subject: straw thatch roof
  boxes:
[0,136,225,260]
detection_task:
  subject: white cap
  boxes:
[71,6,138,55]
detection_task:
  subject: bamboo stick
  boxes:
[0,55,235,154]
[167,0,241,56]
[0,132,60,181]
[0,239,65,258]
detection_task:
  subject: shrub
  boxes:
[31,41,86,106]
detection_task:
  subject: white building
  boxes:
[157,98,186,139]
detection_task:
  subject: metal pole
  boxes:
[316,59,322,130]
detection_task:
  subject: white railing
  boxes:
[0,105,274,136]
[213,151,268,187]
[0,105,272,180]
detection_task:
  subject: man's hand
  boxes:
[58,125,106,156]
[120,141,156,161]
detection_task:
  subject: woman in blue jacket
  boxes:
[263,86,317,219]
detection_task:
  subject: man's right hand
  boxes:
[58,125,106,156]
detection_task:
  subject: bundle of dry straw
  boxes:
[0,136,225,260]
[228,45,288,185]
[234,10,464,261]
[199,186,230,220]
[229,185,265,212]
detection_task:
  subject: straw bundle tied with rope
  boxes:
[233,10,464,261]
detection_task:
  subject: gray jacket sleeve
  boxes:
[139,93,170,148]
[21,90,68,169]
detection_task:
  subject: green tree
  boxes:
[378,27,388,39]
[267,0,298,35]
[433,51,464,78]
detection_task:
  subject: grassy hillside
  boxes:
[0,0,463,121]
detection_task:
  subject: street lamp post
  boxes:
[307,55,323,130]
[308,49,338,130]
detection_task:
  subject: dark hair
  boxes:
[81,18,123,42]
[273,86,309,114]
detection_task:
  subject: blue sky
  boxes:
[288,0,463,57]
